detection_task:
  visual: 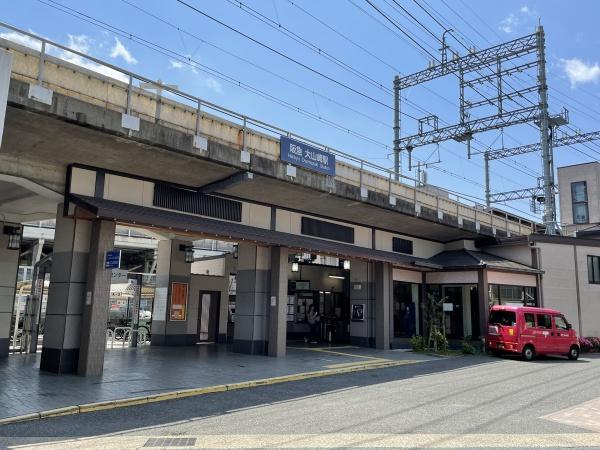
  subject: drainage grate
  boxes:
[144,437,197,447]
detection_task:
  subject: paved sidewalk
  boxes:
[0,344,436,420]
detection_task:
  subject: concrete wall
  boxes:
[558,162,600,226]
[374,229,444,258]
[188,266,231,343]
[426,271,478,285]
[0,224,20,357]
[487,271,537,287]
[481,244,533,267]
[536,242,581,333]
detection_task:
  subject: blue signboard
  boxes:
[105,250,121,269]
[280,136,336,176]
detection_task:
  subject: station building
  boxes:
[0,30,599,376]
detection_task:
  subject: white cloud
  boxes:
[109,37,137,64]
[203,77,222,94]
[169,60,184,69]
[499,5,538,34]
[499,13,518,33]
[562,58,600,87]
[0,30,43,51]
[66,34,91,53]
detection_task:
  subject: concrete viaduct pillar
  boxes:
[0,223,20,358]
[41,205,115,375]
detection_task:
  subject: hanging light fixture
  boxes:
[4,226,21,250]
[291,261,299,272]
[343,260,351,270]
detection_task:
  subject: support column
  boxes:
[349,260,375,347]
[41,206,92,373]
[374,261,391,350]
[0,223,20,358]
[477,269,489,341]
[151,239,194,346]
[268,246,288,357]
[233,243,270,355]
[78,220,115,376]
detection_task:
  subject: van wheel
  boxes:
[568,346,580,361]
[522,345,535,361]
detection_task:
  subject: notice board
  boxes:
[169,282,188,321]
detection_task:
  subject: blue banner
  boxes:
[280,136,336,176]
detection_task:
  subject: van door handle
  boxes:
[551,332,554,336]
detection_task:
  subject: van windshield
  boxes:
[489,311,516,326]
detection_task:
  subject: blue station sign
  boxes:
[280,136,336,176]
[105,250,122,269]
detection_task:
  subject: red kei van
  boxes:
[486,305,579,361]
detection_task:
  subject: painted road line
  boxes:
[543,396,600,432]
[292,346,388,361]
[0,360,417,426]
[9,433,600,449]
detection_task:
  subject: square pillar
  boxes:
[41,206,92,373]
[78,219,115,376]
[268,246,288,357]
[349,260,375,347]
[0,223,20,358]
[233,243,270,355]
[374,261,391,350]
[477,269,489,340]
[151,240,194,346]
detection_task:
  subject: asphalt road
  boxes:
[2,353,600,449]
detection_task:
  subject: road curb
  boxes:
[0,359,415,426]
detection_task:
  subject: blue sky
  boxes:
[2,0,600,222]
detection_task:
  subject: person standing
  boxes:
[306,304,320,344]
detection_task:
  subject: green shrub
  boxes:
[409,335,425,352]
[433,331,448,353]
[461,341,476,355]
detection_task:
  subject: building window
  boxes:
[392,237,413,255]
[588,255,600,284]
[571,181,589,224]
[488,284,537,307]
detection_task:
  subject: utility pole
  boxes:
[393,75,400,180]
[484,151,491,208]
[536,26,558,234]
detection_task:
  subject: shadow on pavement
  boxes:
[0,355,498,438]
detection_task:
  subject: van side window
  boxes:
[554,315,568,330]
[536,314,552,329]
[524,313,535,328]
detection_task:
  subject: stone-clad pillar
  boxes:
[233,243,270,355]
[374,261,392,350]
[78,220,115,376]
[477,269,489,341]
[268,246,288,357]
[150,239,194,345]
[41,206,92,373]
[349,260,375,347]
[0,223,20,358]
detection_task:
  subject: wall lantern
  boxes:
[343,260,351,270]
[291,262,299,272]
[3,226,21,250]
[180,244,195,263]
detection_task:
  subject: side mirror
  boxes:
[566,323,572,330]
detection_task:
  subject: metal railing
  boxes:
[0,22,535,234]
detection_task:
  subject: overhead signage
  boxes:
[280,136,336,176]
[104,250,121,269]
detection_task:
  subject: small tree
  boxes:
[424,292,447,352]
